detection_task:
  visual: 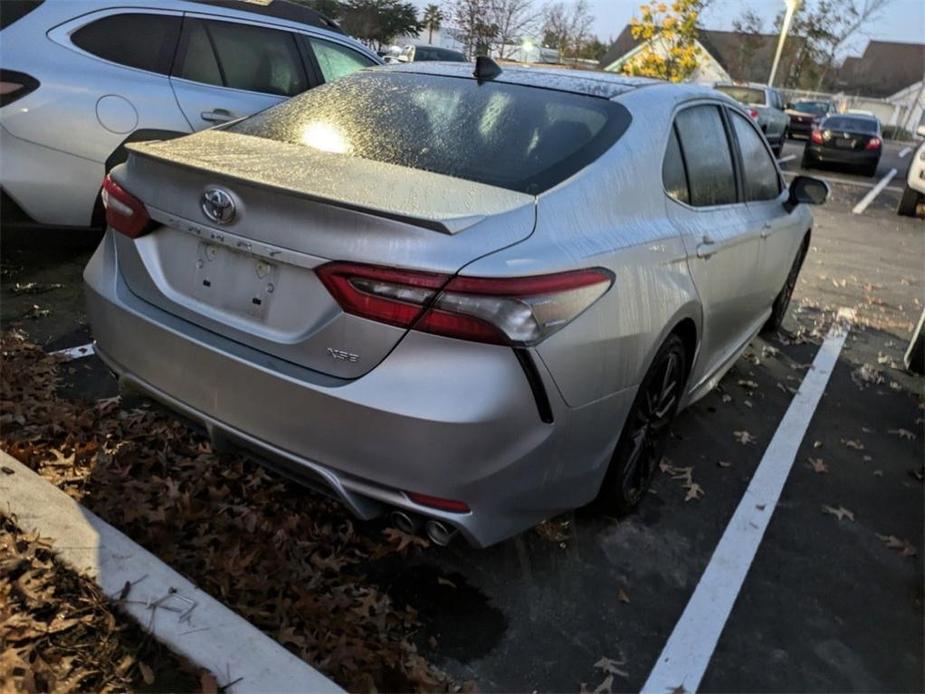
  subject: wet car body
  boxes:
[85,64,819,546]
[803,114,882,176]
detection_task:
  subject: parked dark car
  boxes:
[785,99,837,138]
[802,114,882,177]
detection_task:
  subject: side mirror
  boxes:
[785,175,829,212]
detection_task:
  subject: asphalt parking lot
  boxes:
[1,142,922,691]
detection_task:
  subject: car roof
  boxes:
[715,81,770,90]
[385,62,662,99]
[188,0,342,32]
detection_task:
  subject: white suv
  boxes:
[897,125,925,217]
[1,0,380,229]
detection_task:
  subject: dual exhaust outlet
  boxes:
[390,510,457,546]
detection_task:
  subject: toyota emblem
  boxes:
[201,187,236,225]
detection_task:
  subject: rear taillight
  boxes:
[865,137,881,150]
[406,492,470,513]
[0,69,39,107]
[316,262,613,346]
[101,174,152,238]
[810,129,823,144]
[748,108,759,120]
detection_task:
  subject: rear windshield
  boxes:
[228,71,631,194]
[823,116,879,134]
[415,46,467,61]
[715,85,766,106]
[792,101,830,115]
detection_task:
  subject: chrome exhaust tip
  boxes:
[390,510,420,534]
[424,520,457,547]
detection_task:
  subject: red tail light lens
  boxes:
[810,129,823,144]
[101,174,152,238]
[407,492,470,513]
[865,137,881,150]
[316,262,614,346]
[0,70,39,107]
[748,108,759,120]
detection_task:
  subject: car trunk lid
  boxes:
[112,130,536,378]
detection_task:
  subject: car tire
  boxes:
[801,153,814,170]
[598,334,688,516]
[762,237,809,334]
[897,184,921,217]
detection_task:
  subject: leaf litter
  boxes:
[0,514,203,692]
[0,330,457,692]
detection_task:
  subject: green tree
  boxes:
[423,4,443,44]
[339,0,423,49]
[620,0,704,82]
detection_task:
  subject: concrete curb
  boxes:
[0,451,341,693]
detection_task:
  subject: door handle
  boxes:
[201,108,233,123]
[696,234,716,259]
[760,221,773,238]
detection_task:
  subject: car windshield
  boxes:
[793,101,829,115]
[715,85,766,106]
[823,116,879,134]
[415,46,467,62]
[228,71,631,194]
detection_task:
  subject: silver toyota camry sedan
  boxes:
[84,62,828,547]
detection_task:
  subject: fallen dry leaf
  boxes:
[841,438,865,451]
[875,534,917,557]
[888,428,916,441]
[617,588,630,604]
[734,430,757,445]
[822,504,855,522]
[807,458,829,474]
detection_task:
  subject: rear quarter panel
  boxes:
[461,86,702,407]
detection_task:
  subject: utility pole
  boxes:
[769,0,801,87]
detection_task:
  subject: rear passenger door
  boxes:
[664,103,766,387]
[169,16,313,130]
[727,108,802,305]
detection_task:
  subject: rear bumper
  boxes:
[804,144,880,168]
[84,231,635,546]
[788,120,815,137]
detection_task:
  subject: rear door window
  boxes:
[715,85,767,106]
[305,37,375,83]
[71,13,181,75]
[730,111,780,201]
[174,18,307,96]
[674,105,737,207]
[662,125,690,204]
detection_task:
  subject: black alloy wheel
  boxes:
[599,334,687,515]
[763,238,809,334]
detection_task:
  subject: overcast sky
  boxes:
[585,0,925,55]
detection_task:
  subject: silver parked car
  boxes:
[0,0,379,229]
[85,62,828,547]
[714,82,790,157]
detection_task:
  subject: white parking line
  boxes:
[777,154,796,164]
[852,168,897,214]
[642,317,850,694]
[899,146,912,158]
[780,170,902,193]
[49,342,96,361]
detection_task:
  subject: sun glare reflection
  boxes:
[300,121,351,154]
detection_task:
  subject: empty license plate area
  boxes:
[195,242,279,319]
[835,138,855,149]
